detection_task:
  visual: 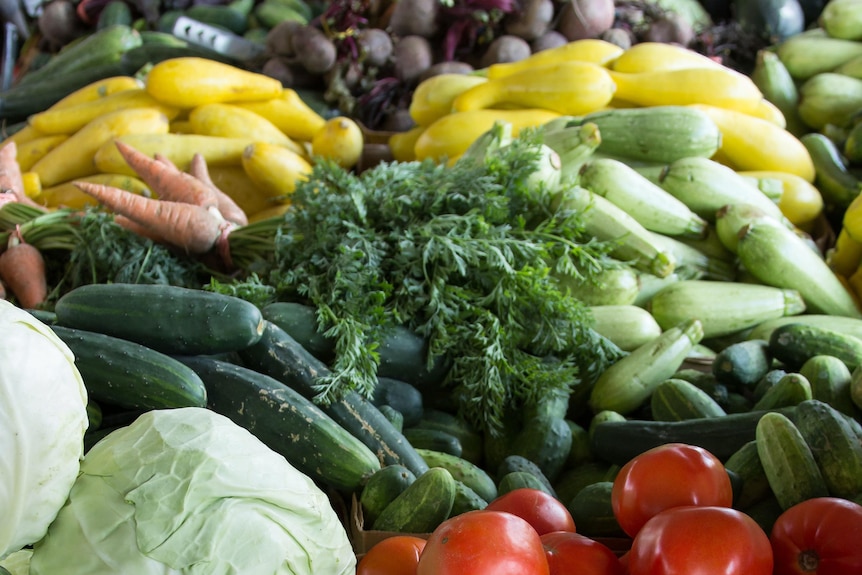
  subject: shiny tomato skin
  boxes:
[770,497,862,575]
[541,531,626,575]
[357,535,426,575]
[486,488,577,535]
[628,505,773,575]
[416,510,550,575]
[611,442,733,537]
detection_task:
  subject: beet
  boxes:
[504,0,555,41]
[600,27,635,50]
[480,34,532,68]
[265,19,303,58]
[642,13,696,46]
[291,25,338,75]
[555,0,615,41]
[357,27,394,67]
[393,35,434,84]
[419,60,475,82]
[387,0,439,38]
[531,29,569,53]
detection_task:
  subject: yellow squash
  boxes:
[188,102,306,156]
[737,170,824,226]
[691,104,815,182]
[388,126,425,162]
[35,173,151,209]
[311,116,364,169]
[46,75,143,111]
[15,134,68,171]
[241,141,313,199]
[206,165,281,218]
[232,89,327,142]
[485,39,625,78]
[452,61,615,116]
[408,74,488,127]
[611,42,726,73]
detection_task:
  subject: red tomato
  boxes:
[770,496,862,575]
[541,531,626,575]
[357,535,426,575]
[611,442,733,537]
[417,510,550,575]
[486,488,576,535]
[628,505,773,575]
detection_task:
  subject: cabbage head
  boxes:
[29,407,357,575]
[0,300,89,558]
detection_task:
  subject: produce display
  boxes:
[2,0,862,574]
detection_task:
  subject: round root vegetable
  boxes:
[37,0,88,48]
[393,35,434,84]
[504,0,555,41]
[265,19,304,57]
[556,0,616,41]
[0,230,47,310]
[480,35,532,68]
[531,30,569,53]
[642,13,695,46]
[387,0,440,38]
[357,27,394,67]
[291,25,337,75]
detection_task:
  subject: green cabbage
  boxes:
[29,407,356,574]
[0,301,89,558]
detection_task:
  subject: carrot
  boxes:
[113,214,167,243]
[189,153,248,226]
[114,140,219,208]
[0,141,45,210]
[73,180,230,254]
[0,228,48,309]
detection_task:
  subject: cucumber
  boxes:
[372,467,456,533]
[360,464,417,527]
[412,408,484,465]
[712,339,773,389]
[238,321,430,477]
[497,471,554,496]
[650,378,727,421]
[497,454,558,498]
[801,132,862,210]
[798,354,858,416]
[185,3,251,35]
[50,325,207,410]
[751,372,812,410]
[97,0,134,28]
[450,480,489,516]
[175,355,381,493]
[415,448,498,503]
[378,404,404,431]
[552,461,619,506]
[564,419,592,468]
[794,399,862,499]
[508,414,573,482]
[260,301,334,362]
[54,283,265,356]
[768,322,862,371]
[673,368,731,409]
[372,377,424,427]
[591,406,799,465]
[724,440,771,510]
[749,314,862,342]
[566,481,626,538]
[752,368,790,402]
[403,428,463,458]
[755,411,829,509]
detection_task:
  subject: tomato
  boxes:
[611,442,733,537]
[416,510,550,575]
[770,496,862,575]
[541,531,626,575]
[628,505,773,575]
[357,535,426,575]
[486,488,576,535]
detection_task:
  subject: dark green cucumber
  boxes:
[768,322,862,371]
[378,404,404,431]
[650,378,727,421]
[794,399,862,499]
[751,372,813,410]
[54,283,265,356]
[673,368,731,408]
[450,480,489,516]
[497,454,558,498]
[413,408,484,465]
[50,325,206,410]
[724,440,770,510]
[564,419,593,468]
[185,2,252,35]
[799,354,858,416]
[261,301,334,362]
[566,481,626,537]
[372,377,424,427]
[552,461,619,506]
[97,1,134,28]
[238,321,429,476]
[753,368,790,402]
[360,464,417,527]
[415,448,498,503]
[176,355,381,493]
[403,427,463,457]
[497,471,555,496]
[509,414,573,482]
[372,467,456,533]
[591,406,799,464]
[712,339,774,389]
[756,410,829,509]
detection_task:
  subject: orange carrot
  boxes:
[113,214,167,243]
[73,180,230,254]
[189,153,248,226]
[0,228,48,309]
[114,140,219,208]
[0,141,45,210]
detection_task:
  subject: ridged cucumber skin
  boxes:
[403,428,463,458]
[54,283,265,355]
[372,467,456,533]
[360,464,417,527]
[508,414,573,483]
[175,355,381,493]
[712,339,773,389]
[768,322,862,371]
[799,355,858,416]
[749,314,862,342]
[372,377,424,428]
[574,105,722,164]
[648,280,806,339]
[552,461,619,508]
[378,404,404,431]
[650,378,727,422]
[415,448,498,503]
[450,480,489,516]
[724,440,771,510]
[238,321,429,477]
[497,471,554,496]
[755,411,829,510]
[50,325,207,410]
[591,407,799,465]
[794,399,862,499]
[567,481,627,538]
[751,372,813,411]
[737,222,862,319]
[588,319,704,415]
[412,408,484,466]
[496,455,558,498]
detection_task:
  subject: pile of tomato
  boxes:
[356,443,862,575]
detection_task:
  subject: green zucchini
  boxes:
[588,304,662,352]
[97,1,134,29]
[557,266,641,306]
[800,132,862,210]
[238,321,430,476]
[648,280,806,339]
[712,339,773,389]
[798,355,857,416]
[650,378,727,421]
[589,319,703,415]
[750,49,806,136]
[646,232,737,281]
[775,28,862,81]
[755,411,829,509]
[571,106,722,164]
[794,399,862,499]
[566,481,626,538]
[724,440,771,510]
[54,283,265,355]
[590,406,799,464]
[175,355,381,493]
[360,464,417,527]
[50,325,207,411]
[372,467,456,533]
[415,448,498,503]
[769,322,862,371]
[797,72,862,131]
